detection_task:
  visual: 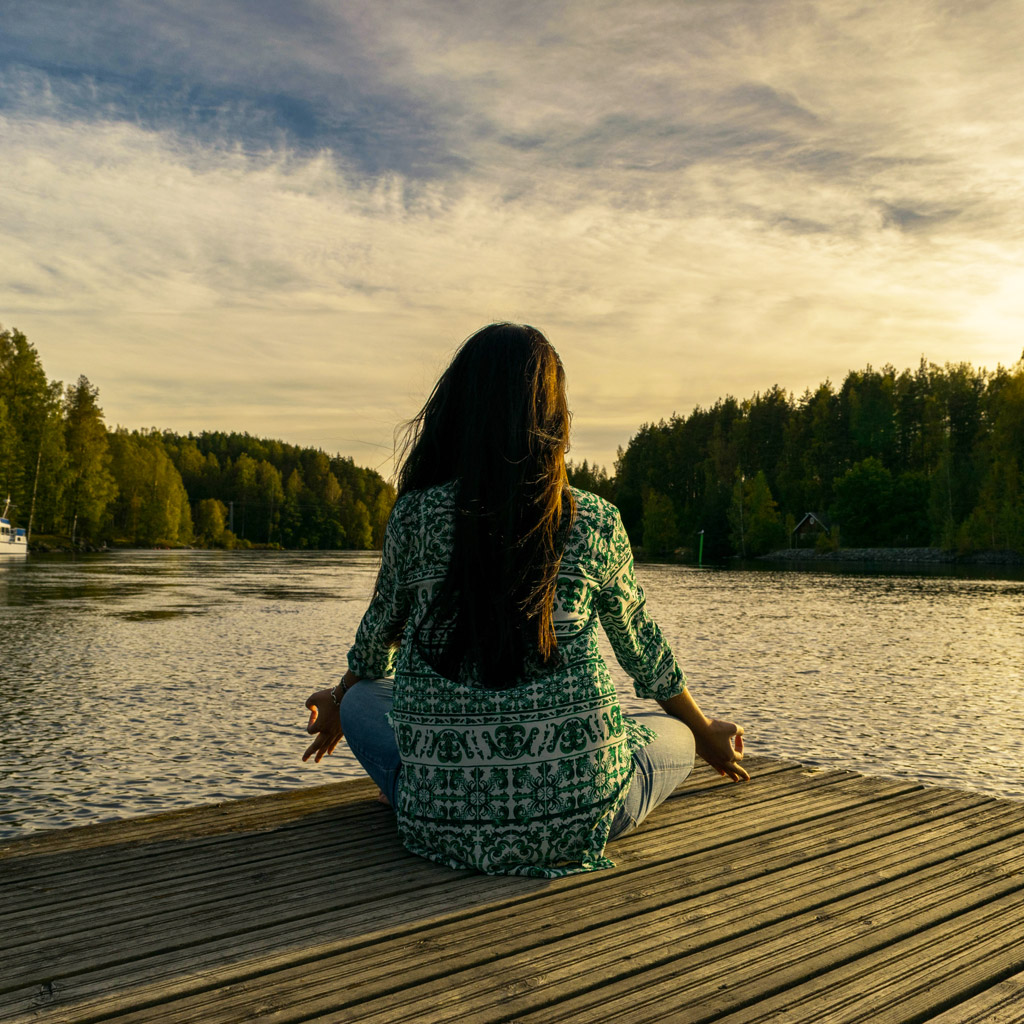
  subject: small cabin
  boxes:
[792,512,829,547]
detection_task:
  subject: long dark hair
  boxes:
[395,322,575,689]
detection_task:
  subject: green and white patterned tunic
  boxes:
[347,484,687,878]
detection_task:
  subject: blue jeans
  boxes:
[338,679,403,807]
[606,711,695,839]
[339,680,696,840]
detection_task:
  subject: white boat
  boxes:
[1,498,27,559]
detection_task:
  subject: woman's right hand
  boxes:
[694,718,748,782]
[302,688,344,763]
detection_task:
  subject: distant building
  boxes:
[792,512,829,547]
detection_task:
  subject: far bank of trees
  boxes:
[161,431,393,549]
[611,357,1024,559]
[6,322,1022,558]
[0,326,394,549]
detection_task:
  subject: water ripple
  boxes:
[1,551,1021,839]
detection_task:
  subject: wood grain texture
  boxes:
[2,757,1022,1024]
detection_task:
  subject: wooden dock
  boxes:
[2,756,1024,1023]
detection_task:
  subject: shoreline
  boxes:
[760,546,1024,566]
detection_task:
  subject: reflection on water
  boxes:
[1,551,1022,839]
[625,563,1023,805]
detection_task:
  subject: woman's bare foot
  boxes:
[376,789,391,807]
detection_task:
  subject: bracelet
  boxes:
[330,680,352,706]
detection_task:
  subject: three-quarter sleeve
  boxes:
[346,498,411,679]
[595,509,687,700]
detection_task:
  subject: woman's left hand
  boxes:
[302,688,344,763]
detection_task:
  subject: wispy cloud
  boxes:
[1,0,1022,469]
[0,0,464,177]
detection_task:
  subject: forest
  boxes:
[600,352,1024,560]
[0,327,395,550]
[3,323,1022,558]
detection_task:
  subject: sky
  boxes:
[2,0,1023,475]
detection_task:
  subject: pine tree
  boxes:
[729,471,785,557]
[0,327,67,532]
[642,489,677,556]
[63,376,117,544]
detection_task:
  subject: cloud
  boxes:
[877,202,964,233]
[0,0,465,179]
[2,0,1023,471]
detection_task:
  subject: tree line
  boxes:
[601,355,1024,559]
[0,326,395,549]
[6,323,1022,559]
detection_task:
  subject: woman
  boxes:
[303,323,747,878]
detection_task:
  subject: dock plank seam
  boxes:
[3,762,1023,1024]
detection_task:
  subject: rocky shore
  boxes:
[27,540,109,554]
[762,546,1024,566]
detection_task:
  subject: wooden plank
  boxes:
[0,795,387,881]
[268,815,1024,1024]
[0,760,802,903]
[0,761,804,904]
[0,778,962,954]
[0,811,403,934]
[0,795,388,908]
[923,969,1024,1024]
[2,763,1022,1024]
[147,802,1024,1024]
[491,839,1024,1024]
[7,783,1016,1023]
[1,766,909,980]
[0,758,801,871]
[0,762,861,955]
[0,779,379,862]
[0,763,869,1017]
[704,890,1024,1024]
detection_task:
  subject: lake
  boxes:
[1,550,1021,839]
